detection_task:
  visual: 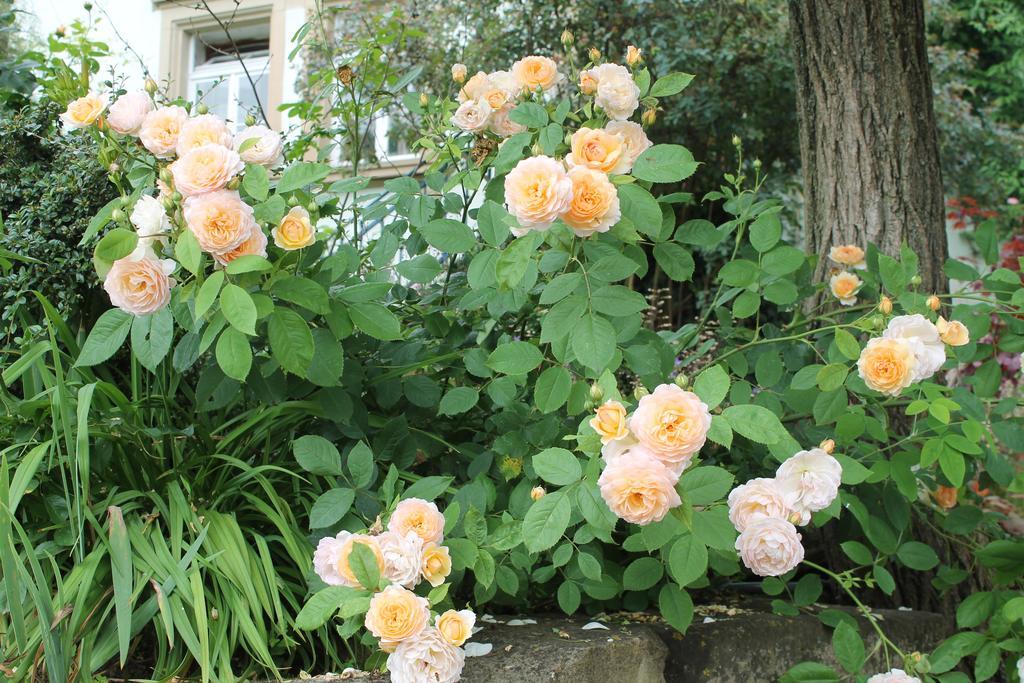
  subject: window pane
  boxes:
[194,79,230,120]
[236,67,269,124]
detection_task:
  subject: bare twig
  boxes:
[196,0,270,126]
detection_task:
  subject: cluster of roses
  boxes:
[313,498,475,683]
[727,443,842,577]
[59,88,312,316]
[588,384,712,525]
[827,244,868,306]
[857,312,970,397]
[449,51,652,239]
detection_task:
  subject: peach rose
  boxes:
[883,314,945,381]
[829,244,866,269]
[233,124,283,166]
[378,530,425,588]
[561,166,621,237]
[591,63,640,121]
[728,477,804,531]
[451,97,492,133]
[272,206,316,250]
[103,252,175,315]
[590,400,629,444]
[530,486,546,501]
[504,155,573,235]
[866,670,922,683]
[598,448,681,525]
[775,448,842,515]
[106,90,153,135]
[60,93,106,129]
[451,63,468,83]
[579,69,599,95]
[387,627,465,683]
[139,106,188,158]
[183,189,258,255]
[566,127,627,174]
[628,383,711,467]
[364,584,430,651]
[735,517,804,577]
[511,55,563,92]
[936,316,969,346]
[857,337,917,396]
[458,71,490,101]
[176,114,233,155]
[829,271,862,306]
[170,143,244,197]
[421,542,452,587]
[336,533,386,589]
[389,498,445,545]
[211,223,267,266]
[435,609,475,647]
[625,45,643,67]
[604,121,651,173]
[489,104,527,137]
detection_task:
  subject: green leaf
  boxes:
[310,488,356,528]
[420,219,476,253]
[402,477,453,501]
[277,162,331,193]
[693,364,730,409]
[653,243,695,281]
[242,163,269,201]
[679,466,734,505]
[534,366,572,413]
[215,327,252,381]
[938,448,965,487]
[220,284,257,335]
[94,228,139,263]
[649,72,695,97]
[268,308,314,376]
[834,329,861,360]
[591,285,647,317]
[623,557,664,591]
[878,254,907,293]
[632,144,699,183]
[347,442,375,489]
[723,404,789,445]
[495,234,537,289]
[956,591,996,629]
[295,587,352,630]
[658,584,694,633]
[396,254,442,283]
[294,435,343,476]
[617,184,662,237]
[539,122,562,155]
[571,313,617,372]
[523,491,571,553]
[667,534,707,586]
[348,540,381,590]
[477,200,513,247]
[557,581,581,614]
[749,212,782,252]
[780,662,839,683]
[76,309,132,367]
[130,308,173,372]
[762,246,805,276]
[816,364,848,392]
[487,341,543,375]
[107,506,133,667]
[349,302,402,340]
[272,276,330,314]
[896,541,939,570]
[174,228,202,275]
[533,448,582,486]
[438,387,479,416]
[195,271,225,320]
[508,101,549,128]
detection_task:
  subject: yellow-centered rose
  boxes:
[566,127,627,174]
[336,534,386,589]
[936,316,970,346]
[561,166,621,238]
[857,337,917,396]
[420,542,452,587]
[435,610,475,647]
[829,271,862,306]
[272,206,316,250]
[589,400,629,444]
[61,94,106,129]
[829,244,866,268]
[364,584,430,652]
[511,55,563,92]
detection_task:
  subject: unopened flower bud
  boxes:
[560,30,574,46]
[673,374,689,390]
[530,486,546,501]
[107,162,120,174]
[869,314,884,330]
[588,47,601,63]
[819,439,835,454]
[753,158,762,169]
[171,191,182,204]
[162,197,175,212]
[196,103,209,115]
[633,385,649,400]
[419,92,429,107]
[583,399,593,412]
[451,63,467,84]
[531,143,543,156]
[83,2,92,10]
[144,77,158,95]
[227,176,241,191]
[879,295,893,314]
[926,295,940,311]
[625,45,642,67]
[731,135,742,147]
[641,108,657,126]
[159,167,173,185]
[244,113,256,127]
[287,195,300,207]
[589,383,604,403]
[111,208,124,222]
[55,25,67,37]
[910,274,922,286]
[911,652,930,674]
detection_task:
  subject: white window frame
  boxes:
[187,44,271,127]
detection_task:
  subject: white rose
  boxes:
[882,314,946,381]
[775,448,842,515]
[387,627,466,683]
[604,120,651,173]
[735,517,805,577]
[451,97,492,132]
[233,125,283,167]
[106,90,154,135]
[866,669,922,683]
[130,195,171,237]
[592,63,640,121]
[312,534,347,586]
[728,477,806,531]
[489,103,526,137]
[377,530,425,588]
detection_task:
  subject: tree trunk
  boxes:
[788,0,948,293]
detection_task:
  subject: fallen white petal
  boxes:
[505,618,537,626]
[464,642,493,657]
[480,614,500,624]
[702,617,717,624]
[582,621,609,630]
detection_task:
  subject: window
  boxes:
[188,24,270,127]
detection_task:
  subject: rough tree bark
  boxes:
[788,0,949,293]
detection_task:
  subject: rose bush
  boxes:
[3,11,1023,683]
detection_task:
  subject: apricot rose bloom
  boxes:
[435,609,476,647]
[590,400,629,444]
[829,271,862,306]
[458,71,489,101]
[857,337,917,396]
[511,55,564,92]
[579,69,599,95]
[364,584,430,652]
[566,127,627,174]
[562,166,621,237]
[103,252,175,315]
[60,93,107,129]
[233,125,283,166]
[775,448,842,515]
[936,316,970,346]
[211,224,268,266]
[591,63,641,121]
[628,383,711,467]
[106,90,153,135]
[451,97,492,133]
[387,627,465,683]
[828,244,866,269]
[139,106,188,158]
[451,63,468,83]
[421,542,452,587]
[604,121,651,173]
[882,314,945,381]
[273,206,316,250]
[728,478,804,531]
[735,517,804,577]
[504,156,573,234]
[176,114,233,155]
[389,498,445,545]
[378,530,425,588]
[183,190,258,255]
[598,448,681,525]
[866,670,922,683]
[170,144,244,197]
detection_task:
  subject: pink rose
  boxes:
[735,517,804,577]
[388,498,445,545]
[106,90,153,135]
[103,252,175,315]
[728,477,805,531]
[138,106,188,158]
[775,448,842,515]
[170,144,243,197]
[176,113,233,155]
